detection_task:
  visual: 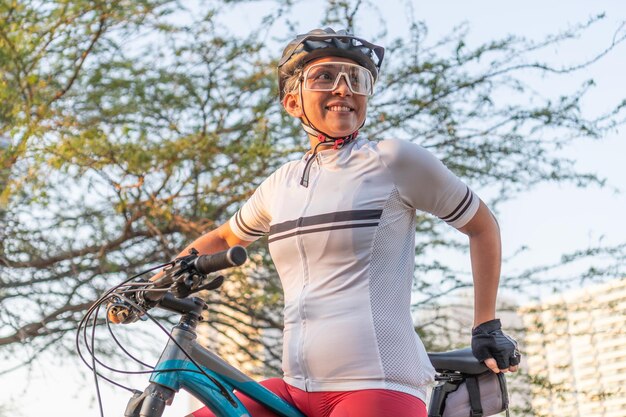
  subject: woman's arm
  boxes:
[150,222,253,282]
[178,222,254,255]
[457,199,501,328]
[458,199,519,373]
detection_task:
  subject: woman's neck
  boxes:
[308,134,335,152]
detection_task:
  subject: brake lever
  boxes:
[195,275,225,292]
[170,274,224,298]
[170,273,200,298]
[151,249,200,288]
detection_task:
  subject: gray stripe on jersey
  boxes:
[268,221,380,244]
[269,209,383,235]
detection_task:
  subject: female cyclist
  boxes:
[183,28,519,417]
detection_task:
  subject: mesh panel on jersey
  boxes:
[368,187,435,394]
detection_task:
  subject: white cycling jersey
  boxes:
[229,138,479,402]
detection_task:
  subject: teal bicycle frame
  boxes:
[124,295,304,417]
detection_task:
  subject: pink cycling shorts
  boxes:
[190,378,427,417]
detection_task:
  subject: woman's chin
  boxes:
[322,123,359,138]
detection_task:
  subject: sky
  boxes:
[1,1,625,416]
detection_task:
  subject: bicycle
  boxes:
[77,246,510,417]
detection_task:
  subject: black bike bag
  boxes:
[428,348,509,417]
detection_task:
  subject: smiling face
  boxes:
[282,56,369,143]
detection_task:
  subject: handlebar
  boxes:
[79,245,250,417]
[194,245,248,274]
[108,246,248,323]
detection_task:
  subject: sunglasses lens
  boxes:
[304,63,373,95]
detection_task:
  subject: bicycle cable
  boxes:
[79,287,170,374]
[77,261,239,416]
[105,304,155,370]
[91,302,105,417]
[107,291,240,406]
[78,280,154,377]
[76,263,172,416]
[80,294,212,381]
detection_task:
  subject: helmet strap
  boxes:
[300,123,359,145]
[298,83,363,188]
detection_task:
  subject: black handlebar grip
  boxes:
[194,246,248,274]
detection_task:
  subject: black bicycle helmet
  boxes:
[278,28,385,100]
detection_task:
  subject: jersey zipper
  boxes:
[296,154,322,391]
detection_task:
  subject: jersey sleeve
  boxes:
[228,176,273,242]
[378,139,480,229]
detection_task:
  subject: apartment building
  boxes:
[520,278,626,417]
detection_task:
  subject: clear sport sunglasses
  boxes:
[301,62,375,96]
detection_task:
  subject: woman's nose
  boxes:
[333,74,353,96]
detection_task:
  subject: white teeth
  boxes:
[327,106,352,112]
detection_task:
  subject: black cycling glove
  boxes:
[471,318,521,369]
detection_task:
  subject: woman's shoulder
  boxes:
[259,158,302,187]
[276,158,302,172]
[366,138,434,166]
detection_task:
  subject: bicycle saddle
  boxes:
[427,347,488,375]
